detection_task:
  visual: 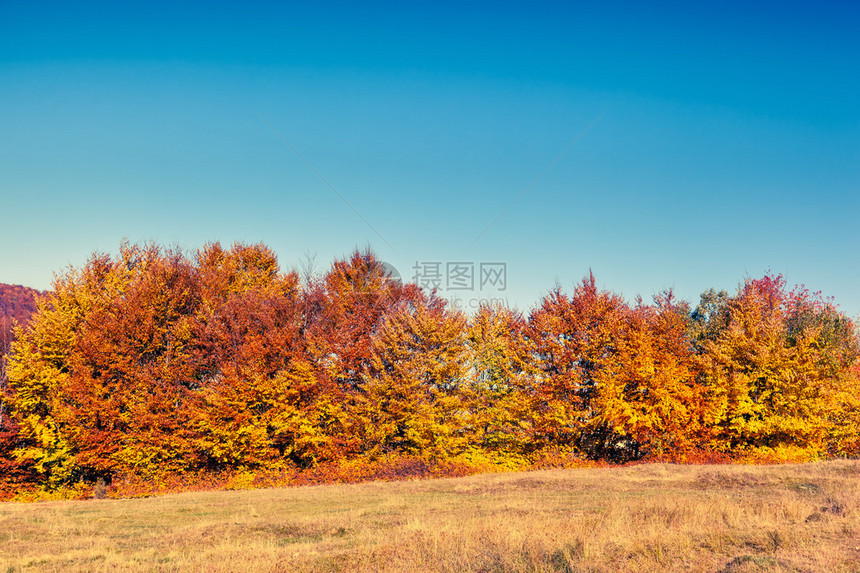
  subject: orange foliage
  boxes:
[591,292,706,460]
[526,273,629,458]
[354,296,469,459]
[2,244,858,499]
[697,275,859,458]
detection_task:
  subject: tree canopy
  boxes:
[2,242,858,498]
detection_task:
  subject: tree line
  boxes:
[1,241,858,498]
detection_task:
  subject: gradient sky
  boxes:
[1,1,858,316]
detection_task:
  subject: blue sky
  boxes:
[1,1,858,316]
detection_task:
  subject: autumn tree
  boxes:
[785,285,860,456]
[353,295,470,460]
[697,274,860,457]
[6,243,206,484]
[7,256,104,486]
[465,304,539,459]
[189,243,341,468]
[0,284,40,486]
[526,273,630,458]
[303,251,422,392]
[590,292,706,459]
[5,242,330,485]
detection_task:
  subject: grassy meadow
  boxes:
[1,460,859,572]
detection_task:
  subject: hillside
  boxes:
[0,460,858,572]
[0,283,40,320]
[0,283,40,360]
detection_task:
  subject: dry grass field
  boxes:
[1,460,859,572]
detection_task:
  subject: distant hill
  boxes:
[0,283,41,357]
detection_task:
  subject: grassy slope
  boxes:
[1,461,858,572]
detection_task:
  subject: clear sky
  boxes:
[1,1,858,317]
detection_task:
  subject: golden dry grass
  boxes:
[1,460,859,572]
